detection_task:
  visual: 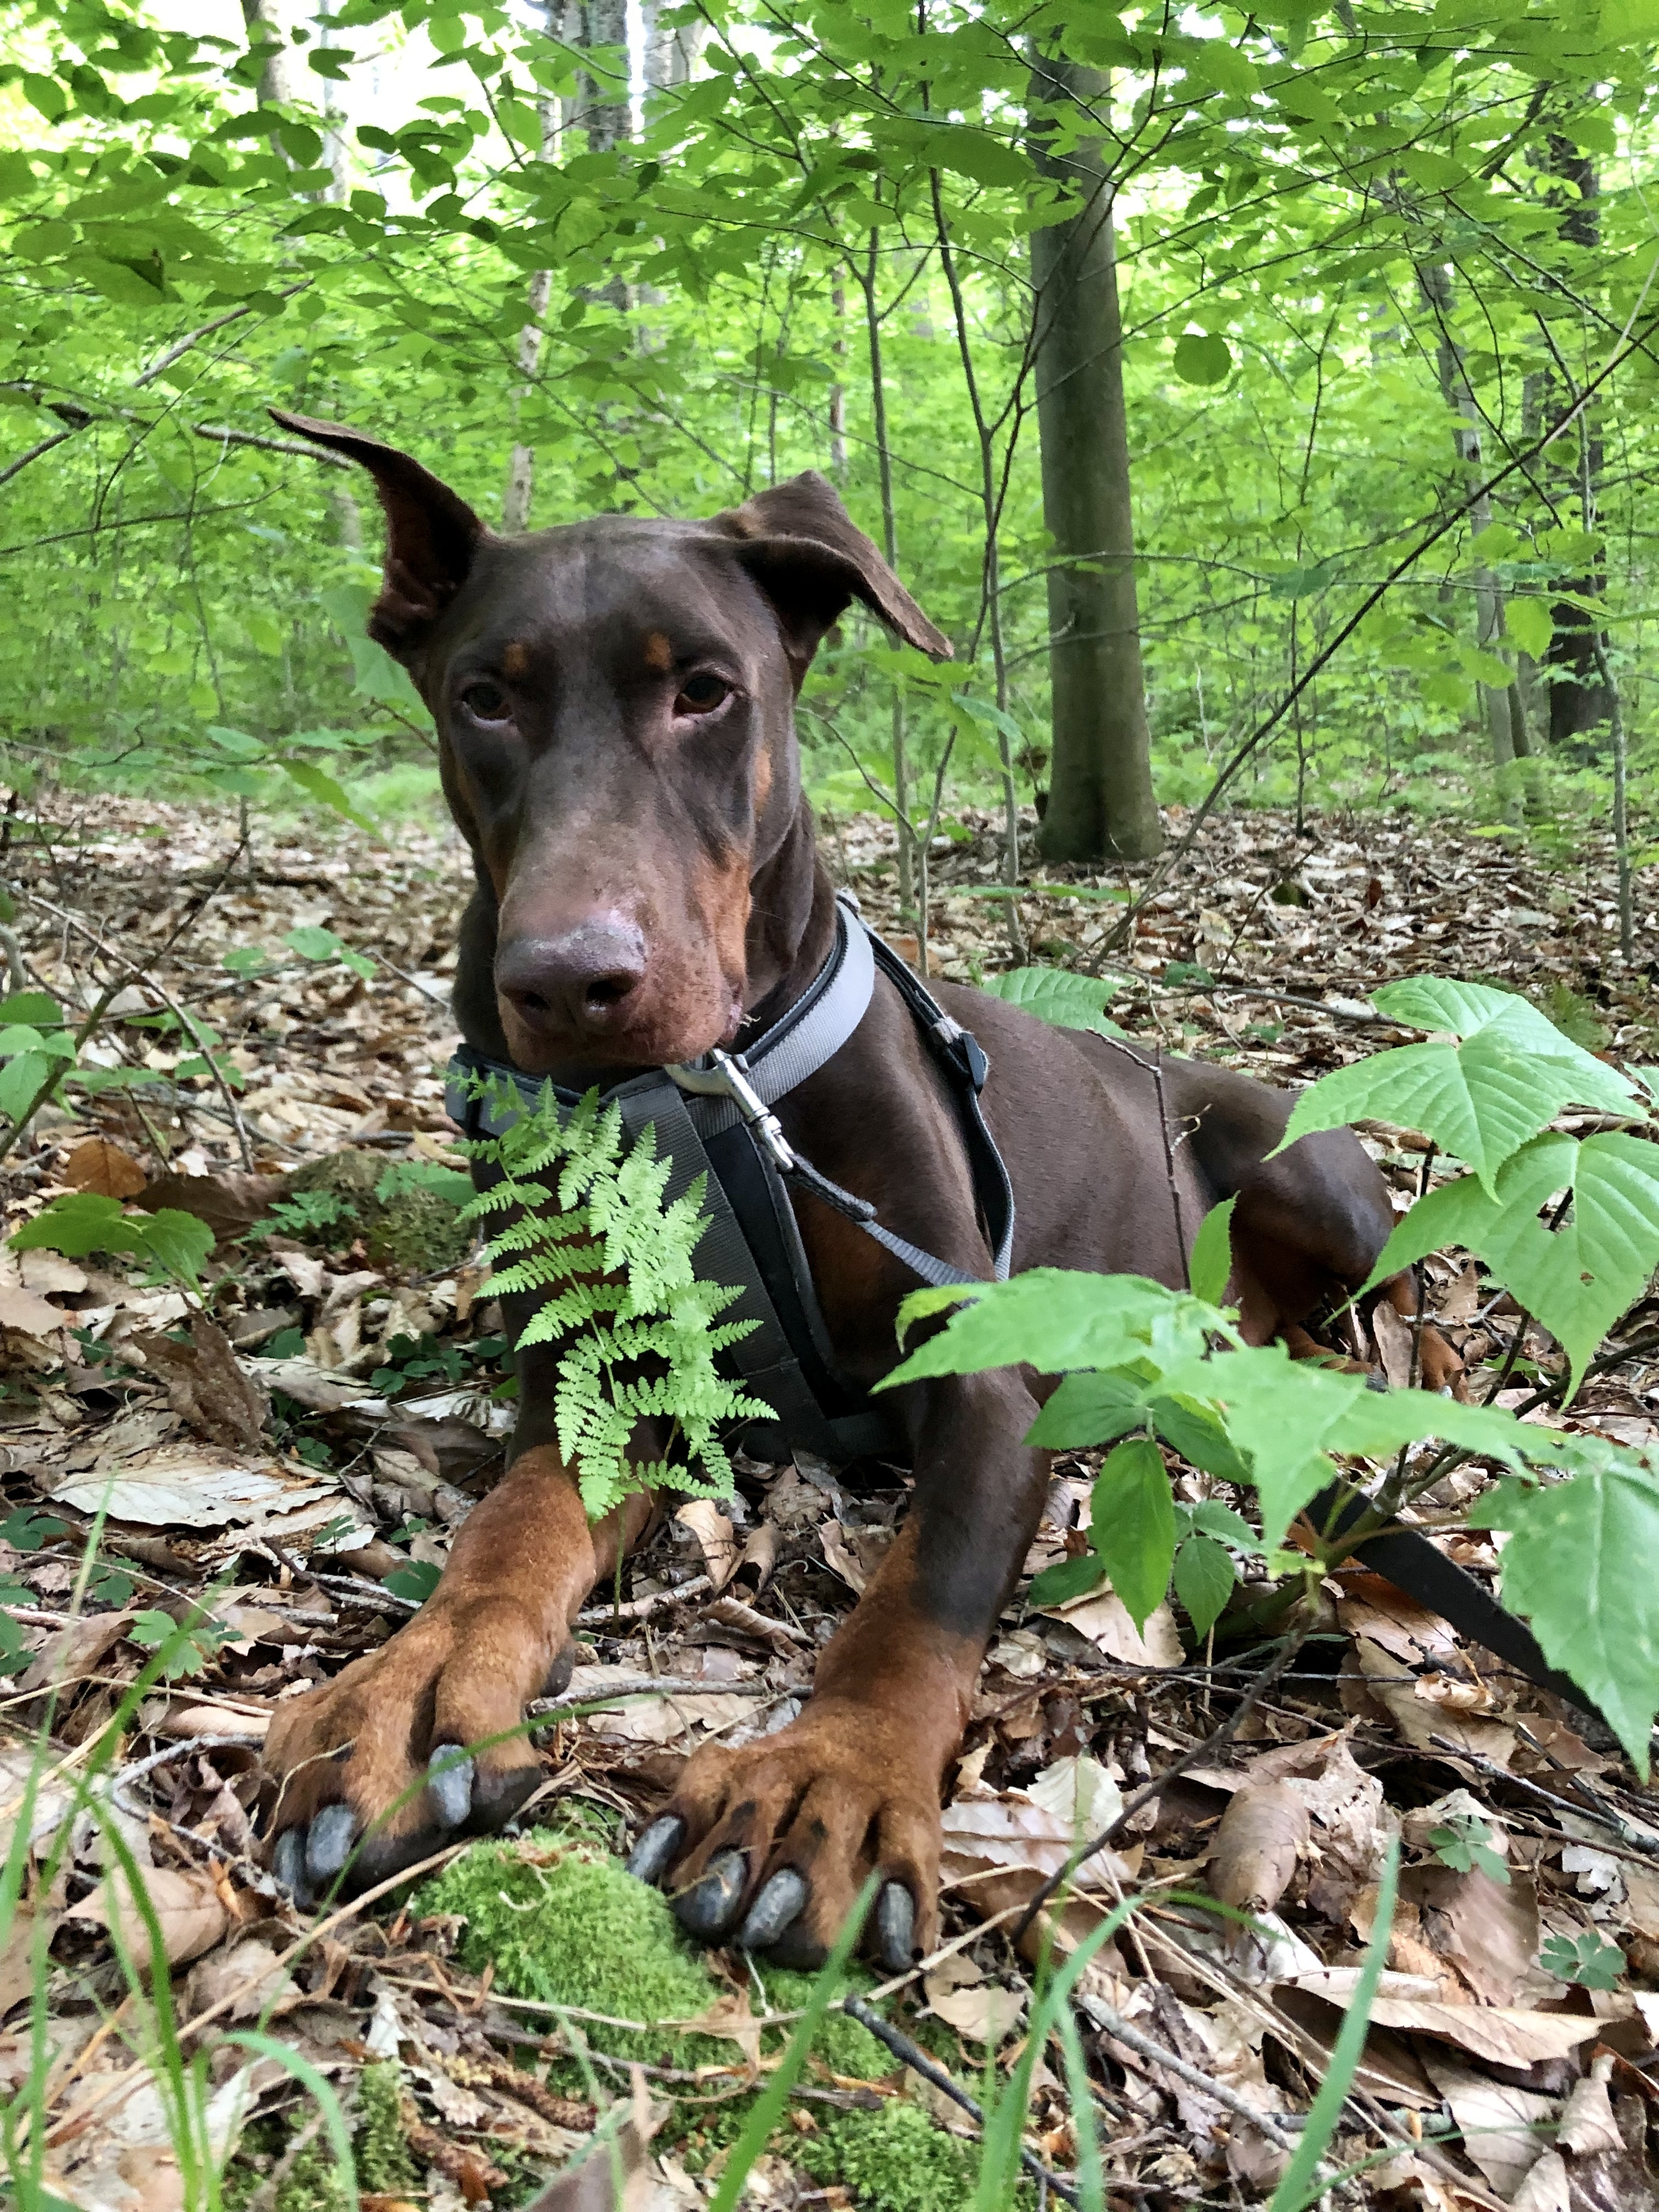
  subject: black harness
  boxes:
[445,898,1014,1467]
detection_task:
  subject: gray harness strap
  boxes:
[445,898,1014,1467]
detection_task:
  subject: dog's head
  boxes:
[274,413,949,1073]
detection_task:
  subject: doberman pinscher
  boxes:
[263,411,1454,1967]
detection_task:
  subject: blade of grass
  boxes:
[707,1874,877,2212]
[1267,1837,1399,2212]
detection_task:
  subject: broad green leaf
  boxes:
[1173,1533,1234,1639]
[1188,1195,1237,1306]
[883,1271,1221,1389]
[0,992,63,1028]
[1372,1132,1659,1398]
[1029,1552,1106,1607]
[280,757,376,835]
[1173,332,1232,386]
[1279,980,1636,1192]
[1479,1449,1659,1771]
[1025,1369,1149,1447]
[11,1191,137,1259]
[1149,1394,1254,1486]
[975,966,1126,1038]
[1505,596,1552,659]
[0,1052,48,1123]
[1161,1341,1535,1551]
[1088,1439,1176,1632]
[131,1209,215,1290]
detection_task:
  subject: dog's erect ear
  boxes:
[716,470,952,674]
[269,410,486,661]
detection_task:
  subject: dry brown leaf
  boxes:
[0,1283,70,1339]
[1040,1585,1183,1666]
[1344,1635,1517,1765]
[1207,1779,1310,1914]
[1346,1995,1602,2066]
[518,2075,667,2211]
[674,1499,740,1593]
[928,1979,1025,2045]
[64,1137,148,1199]
[68,1862,230,1969]
[136,1169,284,1243]
[0,1904,59,2018]
[1420,2051,1558,2198]
[1370,1293,1415,1388]
[1558,2065,1623,2158]
[17,1610,134,1700]
[679,1988,762,2072]
[183,1938,296,2021]
[819,1520,868,1594]
[132,1314,269,1454]
[1408,1858,1551,2010]
[1510,2149,1571,2212]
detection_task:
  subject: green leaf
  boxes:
[383,1559,441,1604]
[883,1270,1220,1390]
[1373,1131,1659,1398]
[1150,1394,1254,1486]
[131,1209,215,1290]
[1087,1438,1176,1632]
[0,992,64,1028]
[1505,597,1552,659]
[1279,979,1636,1192]
[1188,1195,1236,1306]
[1161,1341,1533,1553]
[11,1191,137,1259]
[286,923,375,979]
[1428,1812,1509,1886]
[974,966,1125,1038]
[1173,1533,1234,1639]
[1172,332,1232,386]
[1025,1369,1149,1448]
[1479,1447,1659,1773]
[1539,1929,1625,1989]
[1029,1551,1106,1607]
[280,757,376,834]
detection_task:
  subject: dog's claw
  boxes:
[876,1881,915,1973]
[675,1849,747,1937]
[738,1868,808,1952]
[627,1815,684,1887]
[427,1747,474,1829]
[305,1802,357,1884]
[272,1827,306,1899]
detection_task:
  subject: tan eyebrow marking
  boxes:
[643,631,674,674]
[502,640,529,678]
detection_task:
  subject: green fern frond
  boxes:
[456,1072,771,1521]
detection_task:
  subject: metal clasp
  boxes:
[666,1048,797,1172]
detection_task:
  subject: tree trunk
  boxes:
[1029,48,1161,865]
[1415,258,1533,806]
[641,0,703,99]
[240,0,303,107]
[1541,139,1613,747]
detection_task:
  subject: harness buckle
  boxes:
[667,1048,798,1172]
[931,1016,989,1093]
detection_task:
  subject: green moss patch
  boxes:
[284,1149,472,1273]
[415,1828,1000,2210]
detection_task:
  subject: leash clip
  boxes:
[666,1048,798,1172]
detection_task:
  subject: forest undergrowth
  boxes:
[2,787,1659,2210]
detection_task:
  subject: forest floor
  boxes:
[3,787,1659,2211]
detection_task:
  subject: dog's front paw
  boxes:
[264,1595,574,1904]
[627,1700,940,1972]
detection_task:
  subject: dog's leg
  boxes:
[264,1447,653,1898]
[633,1365,1047,1972]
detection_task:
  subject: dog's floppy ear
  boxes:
[269,410,486,662]
[716,470,952,675]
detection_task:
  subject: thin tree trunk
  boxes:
[502,4,562,533]
[1541,139,1614,748]
[240,0,303,106]
[1416,258,1530,816]
[1028,47,1161,864]
[828,276,847,479]
[855,238,913,922]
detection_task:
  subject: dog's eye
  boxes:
[674,673,730,716]
[460,681,510,723]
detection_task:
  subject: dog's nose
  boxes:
[496,921,647,1037]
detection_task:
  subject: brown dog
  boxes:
[262,413,1449,1965]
